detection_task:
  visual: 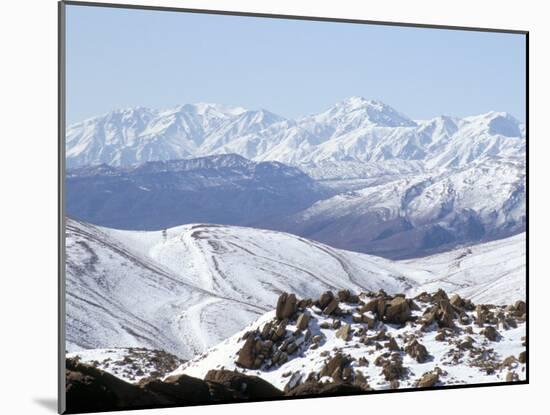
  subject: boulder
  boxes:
[417,372,439,388]
[318,291,335,309]
[235,336,256,369]
[364,315,378,329]
[320,353,350,378]
[323,298,340,315]
[276,293,297,320]
[381,359,406,381]
[336,324,352,341]
[436,300,456,328]
[482,326,500,341]
[405,339,430,363]
[432,289,449,302]
[506,371,519,382]
[514,300,526,315]
[337,289,351,302]
[518,351,526,364]
[384,297,411,324]
[386,337,400,352]
[283,371,303,393]
[360,298,380,314]
[449,294,464,308]
[296,312,311,330]
[501,355,517,368]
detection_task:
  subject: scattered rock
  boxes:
[386,337,400,352]
[283,371,303,393]
[276,293,297,320]
[296,312,311,330]
[506,371,519,382]
[318,291,335,309]
[482,326,500,341]
[235,336,256,369]
[417,371,439,388]
[405,339,430,363]
[381,358,406,381]
[323,298,340,315]
[384,297,411,324]
[335,324,352,341]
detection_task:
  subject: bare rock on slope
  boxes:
[276,293,297,320]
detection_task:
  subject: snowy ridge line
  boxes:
[66,97,525,169]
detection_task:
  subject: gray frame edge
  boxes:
[58,1,67,413]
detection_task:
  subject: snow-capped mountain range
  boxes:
[66,97,525,169]
[275,157,525,258]
[66,218,525,359]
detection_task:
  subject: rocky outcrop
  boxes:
[70,288,527,411]
[66,358,161,413]
[65,358,284,413]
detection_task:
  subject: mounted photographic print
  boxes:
[59,1,528,413]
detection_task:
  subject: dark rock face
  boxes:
[204,370,283,400]
[141,374,211,404]
[65,358,283,413]
[286,381,369,397]
[65,358,165,413]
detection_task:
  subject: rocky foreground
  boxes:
[66,289,527,412]
[175,289,527,391]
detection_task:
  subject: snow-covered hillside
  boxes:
[279,157,525,258]
[66,97,525,169]
[67,219,525,359]
[65,219,262,358]
[402,233,526,305]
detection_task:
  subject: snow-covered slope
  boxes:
[403,233,526,305]
[278,157,525,258]
[66,97,525,169]
[65,219,263,359]
[67,218,525,359]
[66,219,414,358]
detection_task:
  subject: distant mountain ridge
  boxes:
[66,97,525,169]
[66,153,330,230]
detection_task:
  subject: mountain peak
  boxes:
[329,97,417,128]
[465,111,522,137]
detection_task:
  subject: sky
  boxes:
[65,4,526,125]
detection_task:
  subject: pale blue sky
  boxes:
[65,4,526,124]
